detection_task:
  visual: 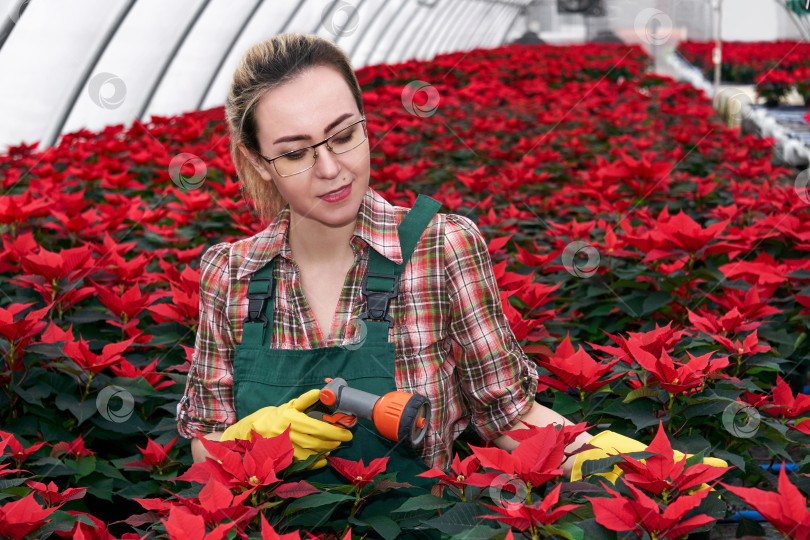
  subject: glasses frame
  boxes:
[255,116,368,177]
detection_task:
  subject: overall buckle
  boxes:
[243,275,275,328]
[359,272,399,328]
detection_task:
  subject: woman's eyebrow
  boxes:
[272,112,354,144]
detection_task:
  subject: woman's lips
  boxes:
[319,183,352,202]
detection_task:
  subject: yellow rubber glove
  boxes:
[571,430,728,484]
[220,389,353,469]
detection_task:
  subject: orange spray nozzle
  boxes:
[305,377,431,446]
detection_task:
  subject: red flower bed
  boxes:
[677,39,810,104]
[0,40,808,538]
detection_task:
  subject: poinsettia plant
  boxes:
[0,37,809,539]
[754,69,795,106]
[678,39,810,85]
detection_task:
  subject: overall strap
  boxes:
[241,260,276,348]
[360,194,442,331]
[241,194,443,348]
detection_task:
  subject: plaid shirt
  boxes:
[176,186,538,469]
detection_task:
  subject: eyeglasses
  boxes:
[255,117,367,177]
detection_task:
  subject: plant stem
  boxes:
[666,393,675,431]
[81,374,94,402]
[341,487,363,538]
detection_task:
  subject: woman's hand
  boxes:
[493,399,594,478]
[191,430,224,463]
[219,389,354,468]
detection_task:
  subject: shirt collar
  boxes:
[235,186,404,281]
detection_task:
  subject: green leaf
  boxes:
[63,455,96,478]
[65,309,112,325]
[553,391,582,415]
[543,522,584,540]
[349,515,401,540]
[579,452,654,477]
[617,292,645,317]
[448,523,510,540]
[24,342,65,358]
[577,517,620,540]
[45,360,85,380]
[14,384,52,407]
[761,436,793,460]
[641,290,672,315]
[0,477,29,490]
[95,458,127,481]
[392,494,452,513]
[283,453,326,476]
[420,501,497,536]
[622,387,658,403]
[32,509,96,537]
[0,489,26,501]
[28,457,76,477]
[582,303,617,318]
[286,491,355,511]
[368,479,414,494]
[115,479,159,499]
[54,394,98,425]
[757,328,796,357]
[736,515,765,538]
[684,450,705,469]
[604,400,662,430]
[90,413,151,435]
[682,398,737,420]
[713,449,747,472]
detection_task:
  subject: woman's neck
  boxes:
[287,212,356,266]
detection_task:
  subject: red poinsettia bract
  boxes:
[479,483,579,532]
[123,436,179,474]
[468,423,571,489]
[589,482,717,539]
[536,332,623,396]
[0,492,58,539]
[722,465,810,539]
[161,504,239,540]
[328,456,389,489]
[416,454,488,499]
[625,339,729,395]
[742,375,810,420]
[175,428,295,492]
[24,480,87,508]
[616,421,731,496]
[589,322,692,365]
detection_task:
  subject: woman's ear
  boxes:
[238,143,273,182]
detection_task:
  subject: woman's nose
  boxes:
[313,147,341,178]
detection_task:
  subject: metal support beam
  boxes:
[141,0,212,120]
[198,0,268,110]
[46,0,137,149]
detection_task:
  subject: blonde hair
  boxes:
[225,33,365,223]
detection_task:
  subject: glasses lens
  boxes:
[275,148,315,176]
[273,120,366,176]
[330,121,367,155]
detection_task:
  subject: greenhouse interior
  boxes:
[0,0,809,538]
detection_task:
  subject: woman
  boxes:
[175,31,593,474]
[176,33,698,492]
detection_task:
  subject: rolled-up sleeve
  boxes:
[176,242,237,439]
[444,214,539,441]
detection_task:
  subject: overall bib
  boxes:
[233,194,443,535]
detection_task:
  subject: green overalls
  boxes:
[233,194,443,536]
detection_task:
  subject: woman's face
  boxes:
[242,64,370,230]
